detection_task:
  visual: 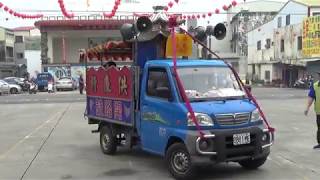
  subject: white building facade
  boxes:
[247,0,320,87]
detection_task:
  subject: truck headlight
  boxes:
[251,109,262,122]
[187,112,214,126]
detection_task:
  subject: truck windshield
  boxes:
[177,66,245,101]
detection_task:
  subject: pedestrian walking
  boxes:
[305,71,320,149]
[79,74,84,95]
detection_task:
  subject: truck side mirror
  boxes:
[156,87,172,101]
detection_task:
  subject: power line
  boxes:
[1,9,311,16]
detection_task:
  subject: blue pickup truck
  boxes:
[85,60,273,179]
[85,13,274,179]
[36,73,54,91]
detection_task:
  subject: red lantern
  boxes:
[0,3,3,8]
[202,14,206,18]
[215,9,220,14]
[168,2,174,8]
[208,12,212,17]
[164,6,168,11]
[223,5,228,11]
[232,1,237,6]
[174,0,179,3]
[197,14,200,19]
[4,6,9,11]
[183,15,186,19]
[187,15,190,19]
[191,15,195,19]
[9,9,14,15]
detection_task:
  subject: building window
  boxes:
[278,17,282,28]
[0,43,5,61]
[286,14,290,26]
[265,39,271,49]
[6,47,13,57]
[257,40,261,50]
[265,71,270,81]
[313,12,320,16]
[16,53,24,59]
[280,39,284,52]
[297,36,302,50]
[15,36,23,43]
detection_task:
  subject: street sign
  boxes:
[302,16,320,58]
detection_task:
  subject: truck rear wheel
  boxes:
[239,156,268,169]
[100,126,117,155]
[165,143,195,180]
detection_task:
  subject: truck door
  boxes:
[140,67,175,155]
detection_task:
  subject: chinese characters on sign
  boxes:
[303,16,320,57]
[86,66,132,125]
[166,34,192,57]
[119,76,128,95]
[87,96,132,124]
[86,67,131,99]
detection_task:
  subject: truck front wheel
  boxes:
[165,143,195,180]
[239,156,268,170]
[100,126,117,155]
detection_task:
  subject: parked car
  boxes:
[37,73,54,91]
[3,77,30,92]
[0,80,10,95]
[56,77,77,91]
[3,79,22,94]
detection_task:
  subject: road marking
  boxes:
[293,127,299,131]
[0,109,63,160]
[20,104,71,180]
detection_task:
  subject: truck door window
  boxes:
[147,68,172,100]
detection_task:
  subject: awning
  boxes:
[85,41,132,61]
[299,58,320,62]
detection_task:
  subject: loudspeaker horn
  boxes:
[213,23,226,40]
[205,25,215,36]
[120,23,136,41]
[136,16,152,32]
[194,26,207,42]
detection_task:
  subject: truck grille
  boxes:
[215,113,250,126]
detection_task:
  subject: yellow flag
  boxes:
[166,34,193,57]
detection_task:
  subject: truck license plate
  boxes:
[233,133,250,146]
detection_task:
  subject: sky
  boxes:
[0,0,289,28]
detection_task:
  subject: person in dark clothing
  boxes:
[103,61,117,69]
[305,72,320,149]
[79,74,84,95]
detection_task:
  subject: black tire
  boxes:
[10,88,17,94]
[165,143,195,180]
[239,156,268,170]
[100,126,117,155]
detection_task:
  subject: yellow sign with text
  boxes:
[166,34,192,57]
[302,16,320,57]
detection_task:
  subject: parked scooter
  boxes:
[293,78,308,89]
[28,82,38,94]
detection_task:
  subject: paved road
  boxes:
[0,87,309,104]
[0,88,319,180]
[0,91,85,104]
